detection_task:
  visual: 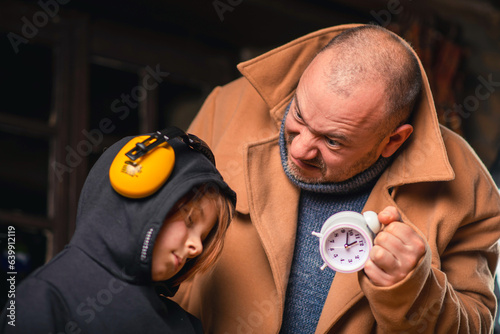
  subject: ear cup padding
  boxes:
[109,135,175,198]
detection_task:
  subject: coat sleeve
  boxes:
[360,236,498,333]
[359,161,500,333]
[1,276,72,334]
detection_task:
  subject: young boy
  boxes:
[0,128,236,333]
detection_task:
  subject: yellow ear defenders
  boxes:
[109,126,215,198]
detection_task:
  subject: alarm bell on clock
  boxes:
[312,211,381,273]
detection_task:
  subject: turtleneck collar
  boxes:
[279,101,392,195]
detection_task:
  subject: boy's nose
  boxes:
[186,237,203,258]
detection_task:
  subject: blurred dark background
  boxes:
[1,0,499,311]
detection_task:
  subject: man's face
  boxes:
[284,52,390,184]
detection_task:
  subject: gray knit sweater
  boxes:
[278,103,390,333]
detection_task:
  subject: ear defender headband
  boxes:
[109,126,216,198]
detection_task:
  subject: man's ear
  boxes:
[380,124,413,158]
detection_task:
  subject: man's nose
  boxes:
[290,130,319,161]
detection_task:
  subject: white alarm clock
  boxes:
[312,211,381,273]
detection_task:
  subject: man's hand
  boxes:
[363,206,426,287]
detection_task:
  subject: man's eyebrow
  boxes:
[293,92,301,116]
[292,93,309,125]
[292,92,351,145]
[328,131,350,144]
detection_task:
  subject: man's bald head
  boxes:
[316,25,422,131]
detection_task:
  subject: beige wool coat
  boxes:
[174,24,500,333]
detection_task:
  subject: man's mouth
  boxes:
[291,156,322,171]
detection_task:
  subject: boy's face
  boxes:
[151,195,218,281]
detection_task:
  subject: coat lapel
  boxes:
[244,134,300,308]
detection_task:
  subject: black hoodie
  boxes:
[1,134,236,334]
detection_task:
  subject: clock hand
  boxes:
[344,240,358,249]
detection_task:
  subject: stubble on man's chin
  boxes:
[285,135,327,184]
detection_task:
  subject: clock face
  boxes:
[322,224,372,273]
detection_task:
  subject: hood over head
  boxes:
[70,131,236,287]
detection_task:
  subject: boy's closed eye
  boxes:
[151,195,218,282]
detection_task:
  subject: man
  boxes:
[174,24,500,333]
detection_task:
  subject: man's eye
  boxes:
[294,108,303,121]
[325,137,339,147]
